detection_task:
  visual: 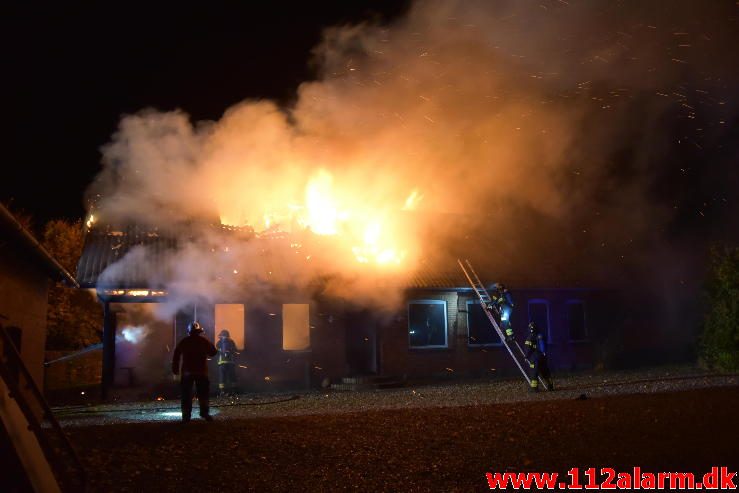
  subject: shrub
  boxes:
[700,246,739,371]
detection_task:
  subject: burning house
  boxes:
[76,215,618,396]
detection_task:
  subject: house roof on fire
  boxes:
[76,222,482,291]
[77,222,189,289]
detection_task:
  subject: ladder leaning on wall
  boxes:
[457,259,549,390]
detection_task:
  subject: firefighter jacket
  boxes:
[172,334,217,376]
[216,337,237,365]
[524,332,546,359]
[497,290,514,309]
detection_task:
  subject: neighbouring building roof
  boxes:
[0,203,79,287]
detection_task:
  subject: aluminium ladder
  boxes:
[457,259,549,390]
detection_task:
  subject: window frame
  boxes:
[407,300,448,349]
[466,300,502,347]
[566,299,588,342]
[282,303,312,352]
[214,303,245,351]
[527,299,552,343]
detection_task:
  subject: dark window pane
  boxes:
[408,302,447,347]
[528,302,549,338]
[568,303,586,340]
[467,303,500,345]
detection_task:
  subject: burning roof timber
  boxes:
[76,220,248,289]
[76,219,477,294]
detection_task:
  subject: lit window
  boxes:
[567,301,587,341]
[467,301,501,346]
[408,300,447,348]
[215,304,245,350]
[282,304,310,351]
[528,300,551,342]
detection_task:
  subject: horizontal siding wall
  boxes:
[379,288,611,378]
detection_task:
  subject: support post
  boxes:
[101,302,116,400]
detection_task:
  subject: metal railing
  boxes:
[0,324,86,492]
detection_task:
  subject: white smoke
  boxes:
[90,0,735,317]
[119,325,147,344]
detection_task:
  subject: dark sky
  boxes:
[2,2,410,224]
[2,0,737,248]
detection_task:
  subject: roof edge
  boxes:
[0,204,79,288]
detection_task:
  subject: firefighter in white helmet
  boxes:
[172,321,217,422]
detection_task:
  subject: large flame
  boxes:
[218,168,419,267]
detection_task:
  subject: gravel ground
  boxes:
[57,367,739,492]
[55,366,738,426]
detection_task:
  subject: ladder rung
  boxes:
[458,258,535,387]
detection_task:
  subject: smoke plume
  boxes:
[89,0,738,318]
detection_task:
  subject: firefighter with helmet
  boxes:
[216,329,238,396]
[493,283,515,342]
[524,321,554,392]
[172,321,218,422]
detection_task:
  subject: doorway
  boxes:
[345,310,377,375]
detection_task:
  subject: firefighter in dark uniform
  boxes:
[172,321,218,422]
[524,322,553,392]
[216,329,238,396]
[493,283,515,342]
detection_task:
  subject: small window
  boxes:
[283,304,310,350]
[567,301,587,341]
[467,301,501,346]
[408,300,447,348]
[528,300,551,342]
[215,304,245,350]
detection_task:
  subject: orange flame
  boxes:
[219,169,420,267]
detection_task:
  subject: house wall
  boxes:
[379,288,613,379]
[101,287,617,391]
[0,241,50,388]
[135,297,351,391]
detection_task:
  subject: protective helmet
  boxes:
[187,321,204,335]
[493,282,506,292]
[528,321,536,332]
[218,329,230,338]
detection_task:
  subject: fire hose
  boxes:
[52,394,301,416]
[44,343,103,367]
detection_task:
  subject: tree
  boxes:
[42,219,102,349]
[700,246,739,371]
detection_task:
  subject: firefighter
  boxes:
[216,329,238,396]
[524,321,553,392]
[172,321,218,422]
[493,283,515,342]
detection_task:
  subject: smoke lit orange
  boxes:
[218,168,419,267]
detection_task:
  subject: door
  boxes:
[345,310,377,375]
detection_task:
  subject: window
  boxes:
[467,301,501,346]
[215,304,245,350]
[408,300,448,348]
[528,300,551,342]
[283,304,310,350]
[567,301,587,341]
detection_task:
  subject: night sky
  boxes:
[2,0,737,249]
[3,2,410,223]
